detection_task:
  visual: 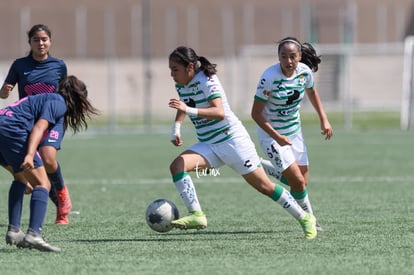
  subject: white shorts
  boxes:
[188,135,261,175]
[257,127,309,173]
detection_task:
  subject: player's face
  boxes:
[169,60,194,85]
[278,43,301,77]
[29,30,51,60]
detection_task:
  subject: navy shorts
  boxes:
[0,134,44,173]
[39,126,64,150]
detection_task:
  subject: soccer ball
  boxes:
[145,199,179,233]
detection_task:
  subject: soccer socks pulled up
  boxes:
[29,187,49,234]
[8,180,26,228]
[172,171,202,212]
[291,189,314,214]
[271,184,306,220]
[47,162,65,191]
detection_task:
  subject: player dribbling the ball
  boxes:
[167,46,318,239]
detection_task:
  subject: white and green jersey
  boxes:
[254,62,314,136]
[175,71,245,144]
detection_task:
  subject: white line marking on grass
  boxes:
[67,176,413,185]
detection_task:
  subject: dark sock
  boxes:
[47,162,65,191]
[8,180,26,228]
[29,187,49,234]
[49,184,59,207]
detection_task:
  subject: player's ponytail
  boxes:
[198,56,217,78]
[277,37,321,72]
[58,75,99,133]
[169,46,217,78]
[300,42,321,72]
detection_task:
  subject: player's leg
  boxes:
[225,135,316,239]
[16,166,60,252]
[39,145,72,224]
[169,144,220,230]
[242,167,317,239]
[0,163,26,246]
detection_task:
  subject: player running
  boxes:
[167,46,318,239]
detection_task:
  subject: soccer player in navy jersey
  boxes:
[2,75,98,252]
[0,24,72,224]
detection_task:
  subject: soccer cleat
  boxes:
[55,213,69,224]
[6,225,25,246]
[171,211,207,230]
[56,185,72,224]
[17,229,61,252]
[316,221,323,232]
[299,213,317,239]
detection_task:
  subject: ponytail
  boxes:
[169,46,217,78]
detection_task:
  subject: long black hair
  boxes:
[169,46,217,78]
[58,75,99,133]
[277,37,321,72]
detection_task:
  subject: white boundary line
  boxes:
[66,176,413,185]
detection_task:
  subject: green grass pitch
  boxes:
[0,123,413,275]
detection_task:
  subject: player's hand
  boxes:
[21,155,34,171]
[171,136,183,146]
[0,84,13,99]
[24,183,33,195]
[275,135,292,146]
[321,121,333,140]
[168,98,187,112]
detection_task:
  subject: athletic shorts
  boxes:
[0,134,44,173]
[188,134,261,175]
[39,125,64,150]
[257,127,309,173]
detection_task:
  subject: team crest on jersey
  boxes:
[188,81,200,94]
[263,90,271,97]
[298,75,306,86]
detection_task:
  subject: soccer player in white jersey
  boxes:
[251,37,333,231]
[167,46,318,239]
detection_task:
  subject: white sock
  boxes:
[174,173,202,212]
[276,187,307,220]
[296,194,314,214]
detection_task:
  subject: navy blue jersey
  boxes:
[0,93,66,172]
[0,93,66,138]
[4,55,67,99]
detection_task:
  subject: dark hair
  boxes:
[169,46,217,77]
[277,37,321,72]
[28,24,51,43]
[27,24,52,56]
[58,75,99,133]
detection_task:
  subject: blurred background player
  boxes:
[0,24,72,224]
[251,36,333,231]
[168,46,318,239]
[3,75,99,251]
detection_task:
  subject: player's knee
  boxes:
[169,156,185,175]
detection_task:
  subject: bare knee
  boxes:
[170,156,185,175]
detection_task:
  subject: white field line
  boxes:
[66,176,413,185]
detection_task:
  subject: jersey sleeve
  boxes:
[305,71,314,89]
[4,60,19,86]
[205,75,223,101]
[40,98,66,126]
[254,69,272,102]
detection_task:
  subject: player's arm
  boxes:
[168,97,224,120]
[306,87,333,140]
[21,119,50,170]
[251,98,292,146]
[0,83,14,99]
